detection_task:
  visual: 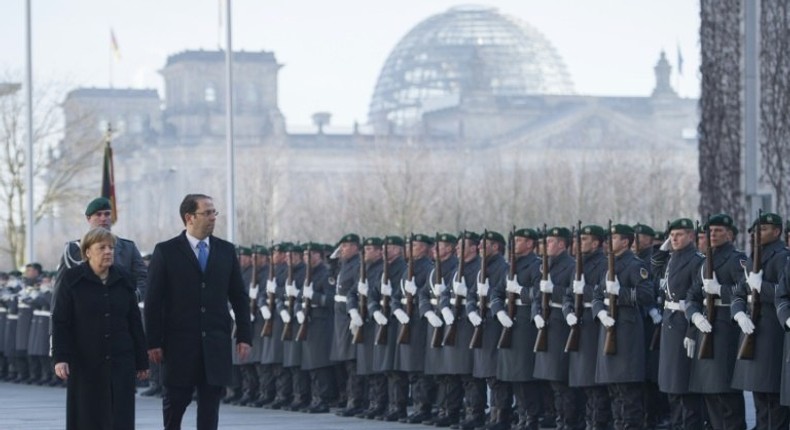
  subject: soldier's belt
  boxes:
[664,300,687,312]
[6,314,18,320]
[549,302,563,309]
[0,307,6,313]
[582,302,593,308]
[702,298,726,307]
[18,303,30,309]
[33,310,51,317]
[334,294,347,303]
[513,299,528,306]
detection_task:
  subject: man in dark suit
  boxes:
[144,194,252,430]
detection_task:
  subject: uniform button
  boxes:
[201,307,206,313]
[202,331,206,337]
[105,355,110,360]
[104,313,110,317]
[201,283,206,289]
[104,334,109,338]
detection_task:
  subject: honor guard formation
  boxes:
[4,202,790,430]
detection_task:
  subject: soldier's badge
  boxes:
[739,260,747,270]
[328,277,337,286]
[640,268,649,279]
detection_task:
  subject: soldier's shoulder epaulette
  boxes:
[118,237,134,244]
[695,251,705,259]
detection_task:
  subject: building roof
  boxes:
[65,87,159,100]
[165,49,277,66]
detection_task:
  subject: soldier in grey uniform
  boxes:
[28,274,54,384]
[564,225,610,430]
[777,226,790,411]
[0,272,8,380]
[593,224,655,430]
[231,246,256,405]
[2,273,21,381]
[248,245,273,407]
[391,234,436,424]
[732,212,789,428]
[532,227,583,430]
[280,244,309,411]
[331,234,366,417]
[491,228,542,430]
[295,243,336,413]
[653,218,705,429]
[260,242,290,408]
[14,275,36,383]
[685,214,746,429]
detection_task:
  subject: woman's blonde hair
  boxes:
[80,227,117,260]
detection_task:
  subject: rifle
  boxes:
[352,241,367,344]
[295,248,313,342]
[431,234,444,348]
[649,222,670,351]
[397,236,415,344]
[565,222,584,353]
[261,242,276,337]
[698,214,715,359]
[695,220,701,249]
[497,227,517,349]
[442,231,466,346]
[249,246,258,322]
[469,230,488,349]
[534,225,550,352]
[603,220,618,355]
[737,209,762,360]
[281,250,295,341]
[375,241,391,345]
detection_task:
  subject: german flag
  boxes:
[101,140,117,224]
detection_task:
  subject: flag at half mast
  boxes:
[101,129,117,224]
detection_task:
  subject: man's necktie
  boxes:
[197,240,208,272]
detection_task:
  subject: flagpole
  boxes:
[224,0,237,243]
[25,0,35,263]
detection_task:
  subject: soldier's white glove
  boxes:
[468,310,482,327]
[786,317,790,330]
[432,280,447,297]
[404,278,418,295]
[691,312,712,333]
[285,282,298,298]
[279,309,291,324]
[394,308,410,325]
[572,275,586,295]
[496,310,513,328]
[260,305,272,320]
[426,310,443,328]
[660,238,672,251]
[381,280,393,297]
[733,311,755,334]
[649,308,662,325]
[683,337,696,358]
[348,308,363,327]
[373,310,388,326]
[597,310,615,328]
[296,310,305,324]
[266,279,276,294]
[506,277,522,294]
[566,313,578,326]
[539,275,554,294]
[746,270,763,294]
[248,285,259,300]
[357,280,369,297]
[453,281,468,297]
[302,283,314,300]
[476,278,490,297]
[605,276,621,296]
[441,307,455,325]
[533,315,546,329]
[701,272,721,296]
[229,309,235,320]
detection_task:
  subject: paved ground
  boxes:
[0,381,757,429]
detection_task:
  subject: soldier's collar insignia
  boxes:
[739,259,747,270]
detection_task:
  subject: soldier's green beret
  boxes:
[436,233,458,244]
[363,237,383,246]
[322,243,335,254]
[752,212,783,228]
[85,197,112,216]
[482,231,506,245]
[337,233,360,246]
[706,213,735,231]
[514,228,539,240]
[385,235,406,246]
[610,224,635,237]
[633,224,656,237]
[238,246,252,256]
[271,242,291,253]
[547,226,571,240]
[653,231,665,241]
[252,244,269,255]
[668,218,694,232]
[408,234,433,245]
[303,242,322,252]
[287,243,304,253]
[580,225,606,239]
[460,231,481,242]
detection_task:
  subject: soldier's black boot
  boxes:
[0,354,7,380]
[452,408,485,430]
[24,356,40,384]
[434,410,461,427]
[356,402,385,419]
[36,357,51,385]
[382,406,408,422]
[401,404,434,423]
[222,386,241,404]
[12,356,29,383]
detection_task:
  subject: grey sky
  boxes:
[0,0,699,128]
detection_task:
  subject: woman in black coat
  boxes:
[52,227,149,430]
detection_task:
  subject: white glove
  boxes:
[302,283,314,300]
[394,308,410,325]
[496,310,514,328]
[597,310,615,328]
[649,308,662,324]
[606,276,621,296]
[701,272,721,296]
[248,285,259,300]
[296,310,305,324]
[348,308,363,327]
[381,281,393,297]
[539,275,554,294]
[691,312,712,333]
[357,280,369,297]
[373,310,388,325]
[683,337,696,358]
[786,317,790,330]
[426,310,443,328]
[476,278,490,297]
[572,275,585,295]
[441,307,455,325]
[229,309,235,320]
[533,315,545,329]
[266,279,276,294]
[733,311,755,334]
[260,305,272,320]
[660,238,672,251]
[566,313,578,326]
[432,280,447,297]
[285,282,298,298]
[404,278,418,295]
[468,310,483,327]
[279,309,291,324]
[746,270,763,294]
[453,281,468,297]
[506,277,522,294]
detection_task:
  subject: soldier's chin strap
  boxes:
[62,240,84,269]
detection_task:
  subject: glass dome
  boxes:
[368,5,575,133]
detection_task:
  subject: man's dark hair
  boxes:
[25,262,42,274]
[179,193,212,225]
